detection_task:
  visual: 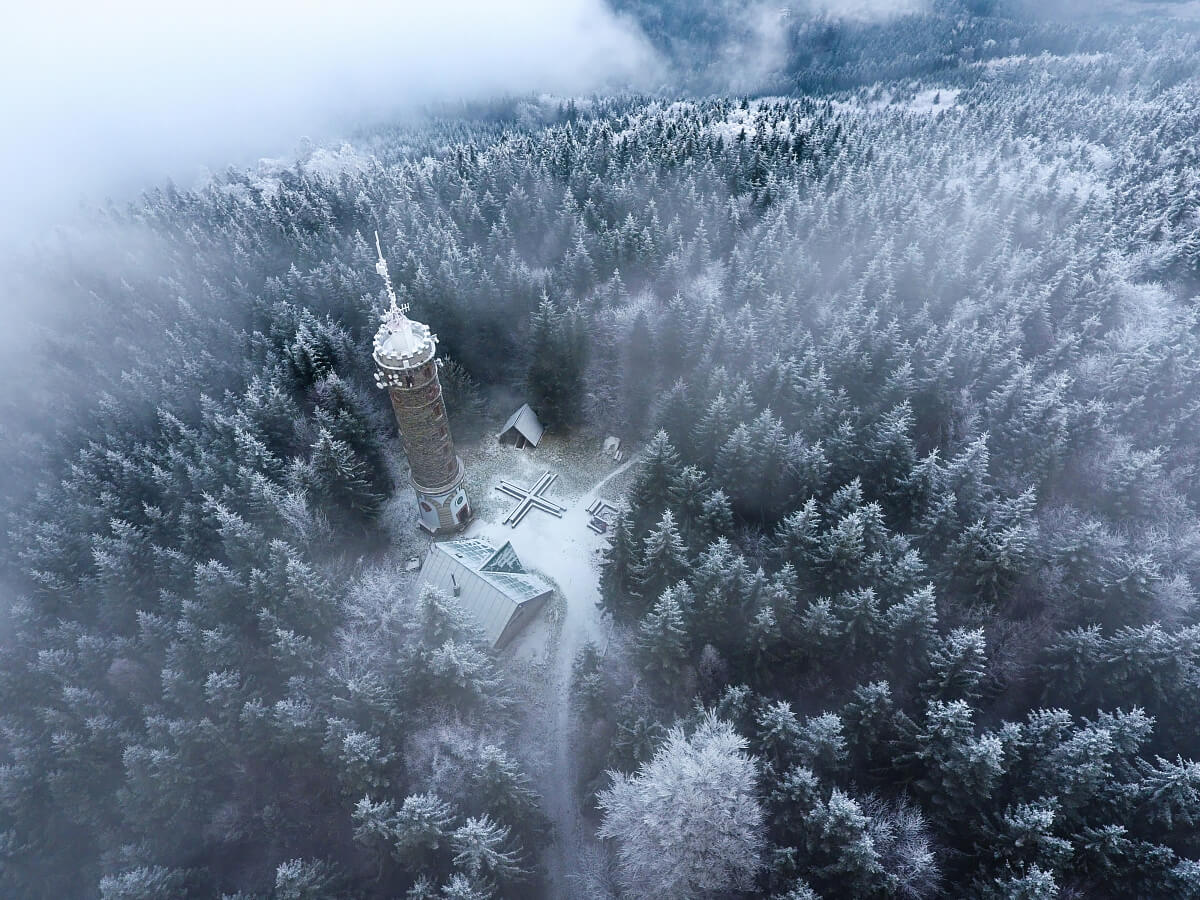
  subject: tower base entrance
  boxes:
[412,459,473,535]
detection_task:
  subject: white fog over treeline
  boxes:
[4,1,1200,898]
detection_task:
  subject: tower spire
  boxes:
[374,231,416,350]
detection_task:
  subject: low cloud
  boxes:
[800,0,928,18]
[0,0,658,243]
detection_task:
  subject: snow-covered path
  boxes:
[468,455,637,897]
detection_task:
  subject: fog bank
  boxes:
[0,0,657,243]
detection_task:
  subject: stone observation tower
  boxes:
[371,233,472,534]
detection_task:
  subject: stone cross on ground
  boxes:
[496,471,567,527]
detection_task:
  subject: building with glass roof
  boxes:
[418,538,553,647]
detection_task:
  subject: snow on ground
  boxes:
[454,431,639,897]
[463,431,622,525]
[377,440,436,567]
[372,426,639,894]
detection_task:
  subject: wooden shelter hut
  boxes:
[498,403,544,449]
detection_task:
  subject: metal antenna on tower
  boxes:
[375,231,415,350]
[374,230,410,317]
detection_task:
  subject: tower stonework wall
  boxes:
[372,319,472,534]
[385,355,459,491]
[371,233,472,535]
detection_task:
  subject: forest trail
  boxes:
[472,454,637,897]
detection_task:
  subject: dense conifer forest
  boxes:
[5,1,1200,897]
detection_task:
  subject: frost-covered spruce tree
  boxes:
[633,509,689,609]
[630,430,682,527]
[597,713,764,898]
[635,583,690,682]
[526,296,586,429]
[666,463,712,546]
[296,428,384,532]
[599,509,642,623]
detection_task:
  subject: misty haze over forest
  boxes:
[5,1,1200,898]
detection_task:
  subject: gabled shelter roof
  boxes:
[419,538,552,646]
[498,403,544,447]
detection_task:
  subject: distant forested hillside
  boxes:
[4,3,1200,898]
[611,0,1193,93]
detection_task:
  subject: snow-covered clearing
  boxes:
[374,429,638,893]
[459,435,639,896]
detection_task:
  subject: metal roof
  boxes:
[498,403,544,447]
[419,539,552,646]
[442,538,496,567]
